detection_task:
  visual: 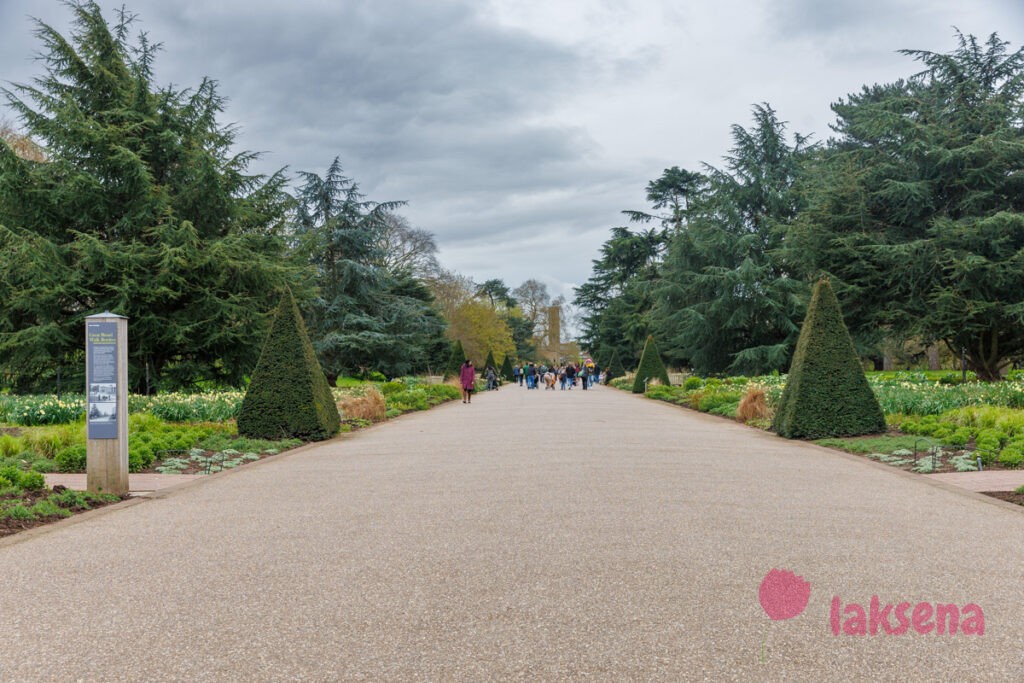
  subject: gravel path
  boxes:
[1,385,1021,681]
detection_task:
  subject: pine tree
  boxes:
[772,279,885,439]
[238,289,339,440]
[787,32,1024,380]
[0,2,296,392]
[632,335,671,393]
[293,159,447,382]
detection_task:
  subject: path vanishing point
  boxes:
[1,385,1022,680]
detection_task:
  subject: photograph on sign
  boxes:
[89,383,116,402]
[88,402,117,422]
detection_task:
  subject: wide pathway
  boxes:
[1,385,1022,680]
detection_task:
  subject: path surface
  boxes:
[1,386,1022,680]
[927,469,1024,492]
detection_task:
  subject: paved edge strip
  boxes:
[0,397,471,549]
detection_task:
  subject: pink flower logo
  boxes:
[759,569,811,620]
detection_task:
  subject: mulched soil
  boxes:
[981,490,1024,507]
[0,486,129,539]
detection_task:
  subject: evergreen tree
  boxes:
[773,280,885,439]
[500,354,515,381]
[575,226,663,368]
[238,288,339,440]
[632,335,671,393]
[484,349,497,373]
[653,104,811,375]
[788,32,1024,379]
[0,2,297,391]
[292,159,447,381]
[445,339,465,379]
[603,351,627,384]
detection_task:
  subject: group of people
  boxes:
[513,362,601,391]
[458,359,605,404]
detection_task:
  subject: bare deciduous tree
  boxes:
[373,212,440,277]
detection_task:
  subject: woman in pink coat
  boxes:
[460,360,476,404]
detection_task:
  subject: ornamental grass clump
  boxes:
[773,279,885,439]
[737,385,771,423]
[632,335,671,394]
[338,387,387,423]
[238,288,340,440]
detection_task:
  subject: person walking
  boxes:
[460,359,476,403]
[565,363,576,389]
[512,364,520,386]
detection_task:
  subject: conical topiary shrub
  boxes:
[632,335,671,393]
[772,279,885,439]
[484,349,496,372]
[602,352,626,385]
[238,288,340,440]
[445,339,465,379]
[500,354,515,381]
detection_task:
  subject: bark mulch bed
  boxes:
[981,490,1024,508]
[0,486,129,539]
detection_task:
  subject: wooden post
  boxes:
[85,312,129,495]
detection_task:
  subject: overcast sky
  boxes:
[2,0,1022,309]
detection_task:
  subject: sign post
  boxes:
[85,312,129,495]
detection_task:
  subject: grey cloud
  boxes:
[4,0,1020,322]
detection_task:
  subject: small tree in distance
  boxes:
[632,335,671,393]
[500,354,515,381]
[605,351,627,384]
[445,339,465,379]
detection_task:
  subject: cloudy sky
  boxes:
[2,0,1022,310]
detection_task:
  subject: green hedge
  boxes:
[632,336,670,393]
[238,288,340,440]
[773,280,885,439]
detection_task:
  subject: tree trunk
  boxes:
[927,344,941,371]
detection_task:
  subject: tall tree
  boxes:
[790,31,1024,380]
[293,159,446,380]
[623,166,706,234]
[654,104,811,375]
[0,1,297,391]
[575,225,664,368]
[371,212,440,278]
[476,279,516,309]
[446,299,515,367]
